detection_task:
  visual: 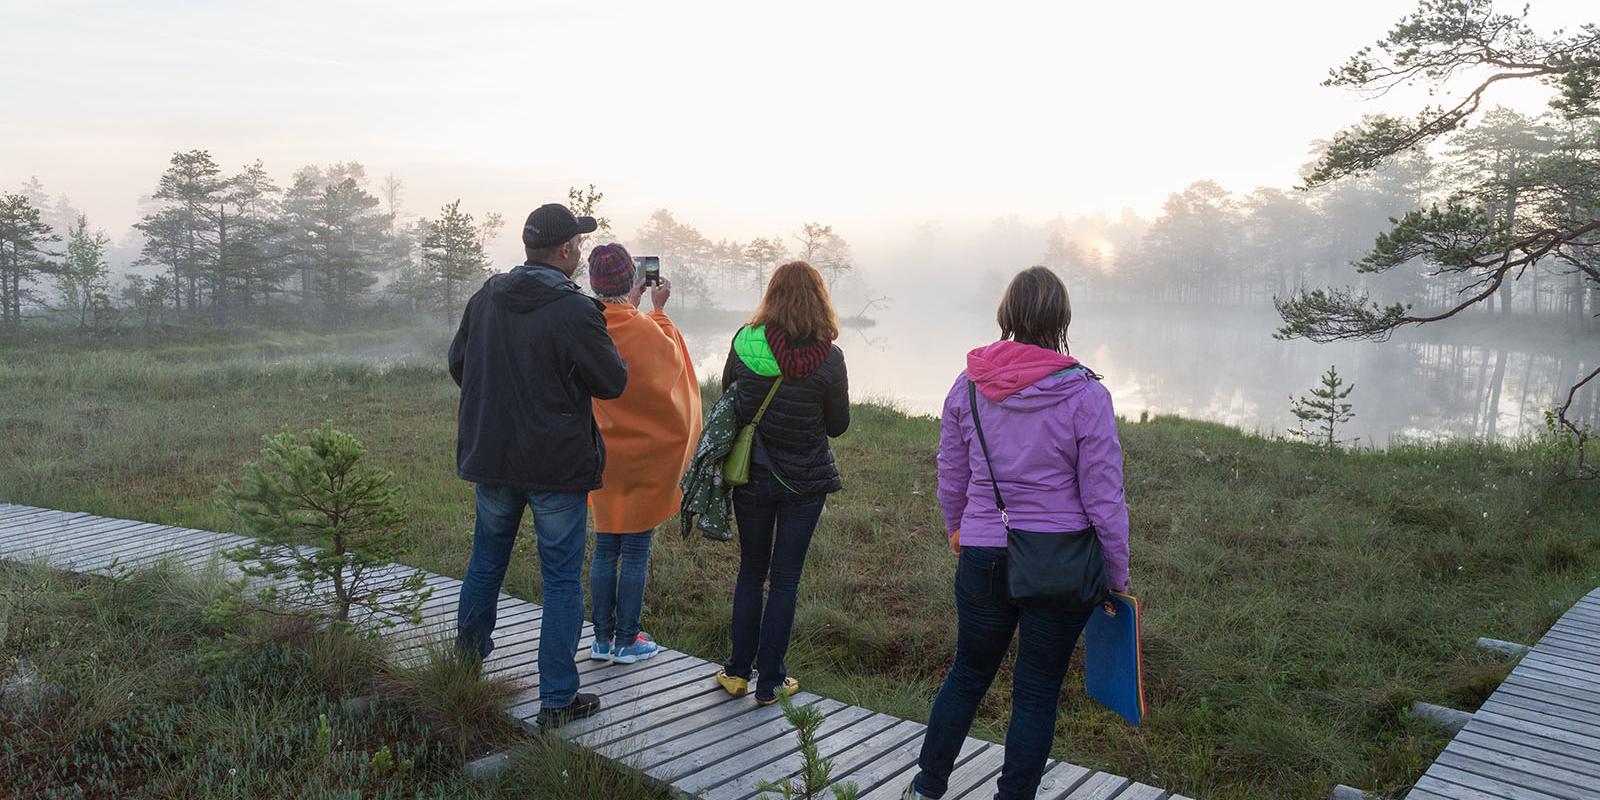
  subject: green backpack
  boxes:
[723,377,783,487]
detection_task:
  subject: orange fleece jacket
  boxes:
[590,305,703,533]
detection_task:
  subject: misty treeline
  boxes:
[996,107,1600,324]
[0,155,857,334]
[0,156,490,331]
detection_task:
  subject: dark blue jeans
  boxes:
[913,546,1094,800]
[725,469,827,698]
[456,484,588,710]
[590,529,654,648]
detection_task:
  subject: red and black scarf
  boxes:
[765,327,831,380]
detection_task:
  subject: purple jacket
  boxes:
[937,340,1131,591]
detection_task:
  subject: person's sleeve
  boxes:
[720,342,739,395]
[1076,387,1131,592]
[823,350,850,438]
[936,377,972,535]
[447,303,469,387]
[569,301,628,400]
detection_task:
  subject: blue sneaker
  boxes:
[612,632,660,665]
[589,640,614,662]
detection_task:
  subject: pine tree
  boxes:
[0,192,61,330]
[753,696,860,800]
[420,199,492,316]
[1289,365,1356,452]
[135,150,225,315]
[215,423,430,630]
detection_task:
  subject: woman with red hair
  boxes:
[713,261,851,705]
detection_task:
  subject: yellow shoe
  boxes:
[756,677,800,706]
[715,669,749,697]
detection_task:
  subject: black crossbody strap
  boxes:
[967,379,1010,528]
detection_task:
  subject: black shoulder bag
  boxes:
[967,378,1108,608]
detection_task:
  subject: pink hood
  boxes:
[966,341,1080,401]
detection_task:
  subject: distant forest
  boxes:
[2,105,1598,333]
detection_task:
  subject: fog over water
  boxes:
[672,301,1597,446]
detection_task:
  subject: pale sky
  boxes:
[3,0,1592,258]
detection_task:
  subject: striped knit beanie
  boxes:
[587,243,636,298]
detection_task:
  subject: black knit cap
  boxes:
[522,203,598,249]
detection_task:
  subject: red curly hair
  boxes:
[750,261,840,342]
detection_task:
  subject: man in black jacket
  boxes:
[448,203,627,727]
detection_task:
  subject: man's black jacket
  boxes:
[448,262,628,493]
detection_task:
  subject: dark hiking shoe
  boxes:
[536,693,602,728]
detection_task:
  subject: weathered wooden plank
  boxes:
[0,508,78,532]
[74,522,226,565]
[636,696,834,777]
[669,701,867,796]
[569,652,703,697]
[1456,728,1600,779]
[823,720,930,795]
[101,529,245,571]
[0,512,109,546]
[569,681,742,742]
[1550,612,1600,636]
[23,521,175,564]
[18,524,179,571]
[1556,606,1600,630]
[481,628,607,681]
[1,517,152,559]
[0,509,70,536]
[1520,651,1600,685]
[1034,761,1095,800]
[1500,675,1600,720]
[1480,694,1600,740]
[1441,738,1595,796]
[1060,772,1132,800]
[1537,630,1600,661]
[853,736,990,800]
[1514,654,1600,692]
[934,744,1007,800]
[1498,676,1600,720]
[79,527,229,571]
[1419,761,1572,800]
[549,674,727,739]
[1401,791,1454,800]
[480,631,605,685]
[1467,709,1600,761]
[584,688,755,756]
[507,657,714,720]
[703,711,903,800]
[1114,783,1169,800]
[1410,772,1513,800]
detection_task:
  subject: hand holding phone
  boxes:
[635,256,662,287]
[650,277,672,311]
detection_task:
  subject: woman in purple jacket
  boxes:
[904,266,1131,800]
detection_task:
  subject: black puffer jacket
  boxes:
[448,262,628,493]
[720,325,850,495]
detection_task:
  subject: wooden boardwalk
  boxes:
[1407,587,1600,800]
[0,503,1183,800]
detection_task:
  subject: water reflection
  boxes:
[675,305,1599,445]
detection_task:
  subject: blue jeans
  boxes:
[912,547,1094,800]
[456,483,588,710]
[725,468,827,698]
[590,529,655,648]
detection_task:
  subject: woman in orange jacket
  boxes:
[585,243,703,664]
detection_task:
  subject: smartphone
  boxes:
[635,256,661,287]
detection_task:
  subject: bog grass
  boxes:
[0,558,666,799]
[2,326,1598,798]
